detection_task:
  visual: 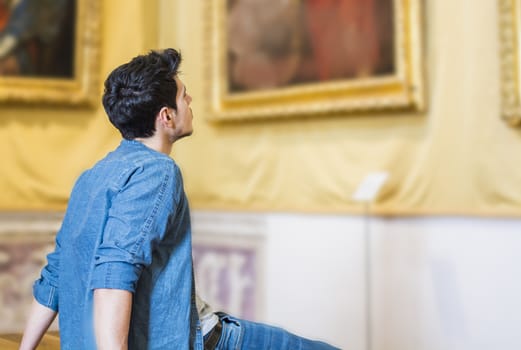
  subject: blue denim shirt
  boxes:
[33,140,203,350]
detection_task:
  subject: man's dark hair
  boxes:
[102,48,182,139]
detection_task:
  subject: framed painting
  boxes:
[0,0,100,106]
[205,0,425,121]
[499,0,521,125]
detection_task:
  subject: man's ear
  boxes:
[158,106,176,128]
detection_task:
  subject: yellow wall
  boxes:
[171,0,521,216]
[2,0,521,216]
[0,0,158,210]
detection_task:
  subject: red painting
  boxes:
[226,0,395,93]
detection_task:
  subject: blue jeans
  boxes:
[214,313,341,350]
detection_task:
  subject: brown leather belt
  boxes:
[204,318,223,350]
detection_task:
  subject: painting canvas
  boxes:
[499,0,521,125]
[206,0,424,121]
[227,0,395,92]
[0,0,100,106]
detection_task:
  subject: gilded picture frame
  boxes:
[499,0,521,125]
[0,0,101,106]
[205,0,425,121]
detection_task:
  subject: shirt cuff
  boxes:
[33,278,59,312]
[90,261,142,292]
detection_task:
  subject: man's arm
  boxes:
[93,288,132,350]
[19,298,57,350]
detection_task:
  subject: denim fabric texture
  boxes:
[215,313,342,350]
[33,140,203,350]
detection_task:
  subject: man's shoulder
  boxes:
[95,144,177,171]
[76,150,175,186]
[132,153,179,180]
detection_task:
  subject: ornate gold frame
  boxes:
[0,0,101,106]
[499,0,521,125]
[205,0,425,121]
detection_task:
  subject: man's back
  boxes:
[34,140,197,349]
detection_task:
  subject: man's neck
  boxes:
[134,136,173,155]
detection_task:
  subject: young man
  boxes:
[20,48,199,350]
[20,49,339,350]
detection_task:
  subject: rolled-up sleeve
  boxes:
[90,161,179,293]
[33,237,61,312]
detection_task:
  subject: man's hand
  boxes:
[94,289,132,350]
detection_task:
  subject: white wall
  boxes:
[192,211,521,350]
